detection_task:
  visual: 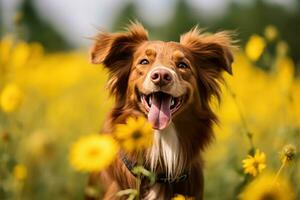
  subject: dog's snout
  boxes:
[150,68,173,86]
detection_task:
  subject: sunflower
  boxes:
[242,149,266,177]
[69,134,119,172]
[115,117,153,153]
[240,172,295,200]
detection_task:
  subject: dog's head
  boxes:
[90,23,234,130]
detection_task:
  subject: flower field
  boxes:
[0,26,299,200]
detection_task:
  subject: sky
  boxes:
[1,0,296,47]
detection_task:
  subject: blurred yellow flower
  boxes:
[242,149,266,177]
[276,41,289,56]
[25,131,54,160]
[172,194,186,200]
[115,117,153,153]
[240,172,295,200]
[10,41,31,68]
[264,25,278,41]
[245,34,266,61]
[276,57,294,92]
[13,164,28,181]
[0,35,14,64]
[0,84,23,113]
[280,144,297,165]
[69,134,119,172]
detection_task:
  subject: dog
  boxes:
[88,22,234,200]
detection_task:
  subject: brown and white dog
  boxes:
[88,22,234,200]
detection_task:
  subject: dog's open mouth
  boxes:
[140,92,184,130]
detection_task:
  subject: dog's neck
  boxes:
[146,123,185,179]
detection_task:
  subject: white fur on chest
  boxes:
[146,123,184,179]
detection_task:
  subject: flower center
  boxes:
[88,148,100,157]
[132,130,142,140]
[261,192,277,200]
[253,161,259,169]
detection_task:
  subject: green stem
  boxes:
[227,84,255,152]
[136,153,143,200]
[272,158,286,187]
[136,174,141,200]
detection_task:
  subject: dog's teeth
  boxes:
[171,98,175,106]
[149,96,152,105]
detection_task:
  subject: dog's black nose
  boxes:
[150,68,173,86]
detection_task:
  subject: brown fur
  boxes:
[87,22,235,200]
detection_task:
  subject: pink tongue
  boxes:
[147,93,172,130]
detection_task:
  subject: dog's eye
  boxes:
[177,62,188,69]
[139,59,149,65]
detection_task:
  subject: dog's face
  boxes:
[129,41,197,130]
[90,23,234,130]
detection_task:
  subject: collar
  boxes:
[121,154,189,184]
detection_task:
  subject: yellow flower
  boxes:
[280,144,296,165]
[69,134,119,172]
[276,41,289,56]
[245,34,266,61]
[240,172,295,200]
[0,84,23,113]
[10,41,31,68]
[115,117,153,153]
[0,35,14,64]
[275,56,294,92]
[25,131,54,160]
[264,25,278,41]
[242,149,266,177]
[172,194,186,200]
[13,164,28,181]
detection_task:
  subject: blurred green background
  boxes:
[1,0,300,73]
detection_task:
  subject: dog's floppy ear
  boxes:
[180,27,235,75]
[90,22,148,102]
[90,22,148,65]
[180,27,236,104]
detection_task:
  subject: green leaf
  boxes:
[132,166,156,185]
[116,189,137,197]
